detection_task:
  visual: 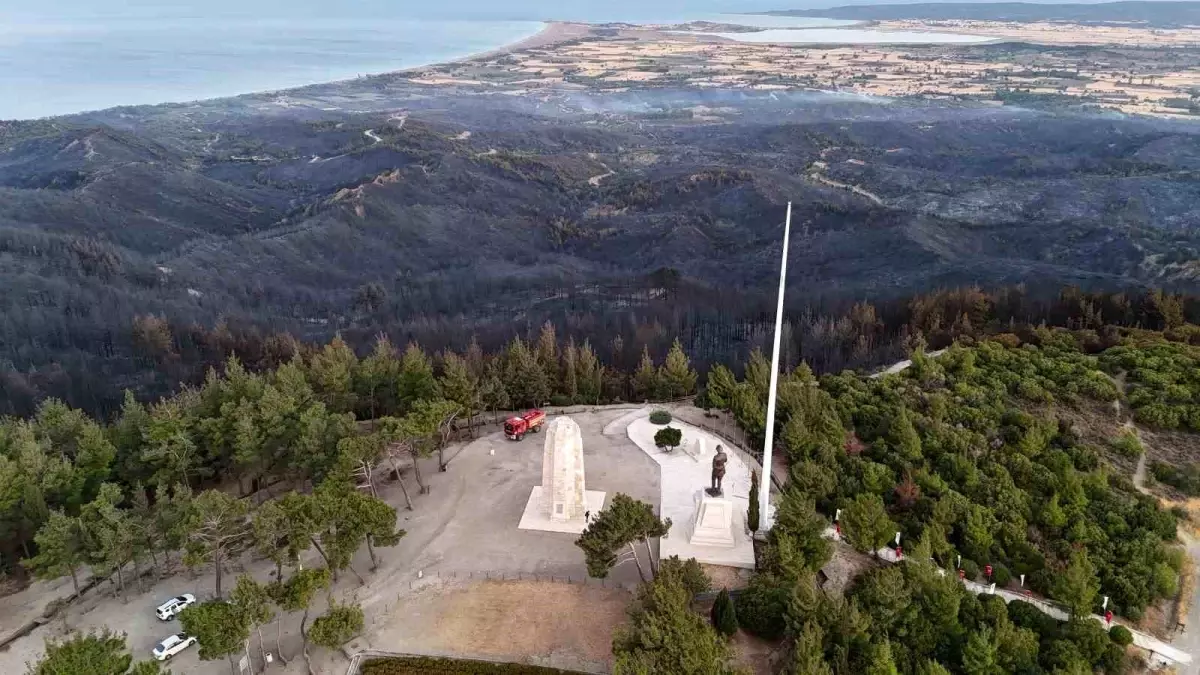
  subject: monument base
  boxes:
[704,487,724,498]
[517,486,607,534]
[689,494,736,548]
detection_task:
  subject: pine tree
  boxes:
[270,567,330,669]
[23,509,87,595]
[503,337,550,408]
[711,588,739,636]
[613,560,730,675]
[479,369,511,423]
[563,339,580,403]
[577,340,602,404]
[464,336,486,380]
[534,321,560,394]
[916,661,953,675]
[29,629,145,675]
[632,347,660,402]
[865,639,900,675]
[231,574,275,669]
[842,493,892,556]
[178,598,251,670]
[576,493,670,582]
[705,365,738,410]
[659,339,699,399]
[747,471,761,533]
[887,407,923,462]
[961,627,999,675]
[397,343,437,413]
[309,601,365,651]
[183,489,250,598]
[355,335,401,418]
[1056,549,1100,619]
[789,621,832,675]
[745,348,771,402]
[438,351,480,436]
[306,335,358,414]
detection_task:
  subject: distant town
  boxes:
[403,19,1200,118]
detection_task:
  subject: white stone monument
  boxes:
[682,436,708,462]
[689,492,735,548]
[518,416,606,534]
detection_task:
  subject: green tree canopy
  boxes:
[309,601,365,650]
[27,629,151,675]
[178,599,250,663]
[841,493,893,555]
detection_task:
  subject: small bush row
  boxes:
[361,656,589,675]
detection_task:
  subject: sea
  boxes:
[0,0,975,120]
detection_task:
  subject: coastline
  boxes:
[3,18,568,122]
[450,20,593,64]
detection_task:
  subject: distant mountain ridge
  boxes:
[3,86,1200,414]
[769,1,1200,27]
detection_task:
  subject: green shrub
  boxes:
[1008,599,1059,636]
[549,394,574,407]
[1109,624,1133,647]
[654,426,683,451]
[1109,429,1144,459]
[734,575,790,640]
[309,602,364,649]
[362,656,588,674]
[649,410,672,425]
[1150,460,1200,496]
[710,588,738,637]
[961,559,980,581]
[747,471,760,533]
[991,563,1012,587]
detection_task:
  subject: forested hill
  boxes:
[771,1,1200,27]
[7,305,1200,673]
[3,89,1200,416]
[708,325,1200,674]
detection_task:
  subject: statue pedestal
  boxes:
[689,492,735,548]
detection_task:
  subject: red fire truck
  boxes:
[504,410,546,440]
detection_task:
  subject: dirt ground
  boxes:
[730,630,779,675]
[353,579,630,673]
[0,409,661,674]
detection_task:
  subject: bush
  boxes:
[362,656,588,674]
[549,394,574,407]
[961,559,980,581]
[710,588,738,636]
[991,563,1012,587]
[747,471,760,533]
[1109,624,1134,647]
[649,410,672,425]
[1150,460,1200,496]
[1008,599,1059,637]
[309,602,364,649]
[1109,430,1144,459]
[734,575,790,640]
[654,426,682,452]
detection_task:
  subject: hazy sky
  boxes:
[0,0,1151,22]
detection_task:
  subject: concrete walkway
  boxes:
[820,527,1192,666]
[627,417,756,569]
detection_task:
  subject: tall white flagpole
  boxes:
[758,202,792,527]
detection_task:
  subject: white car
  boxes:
[151,633,197,661]
[155,593,197,620]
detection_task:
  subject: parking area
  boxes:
[0,409,661,674]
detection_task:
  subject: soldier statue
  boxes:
[708,445,728,496]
